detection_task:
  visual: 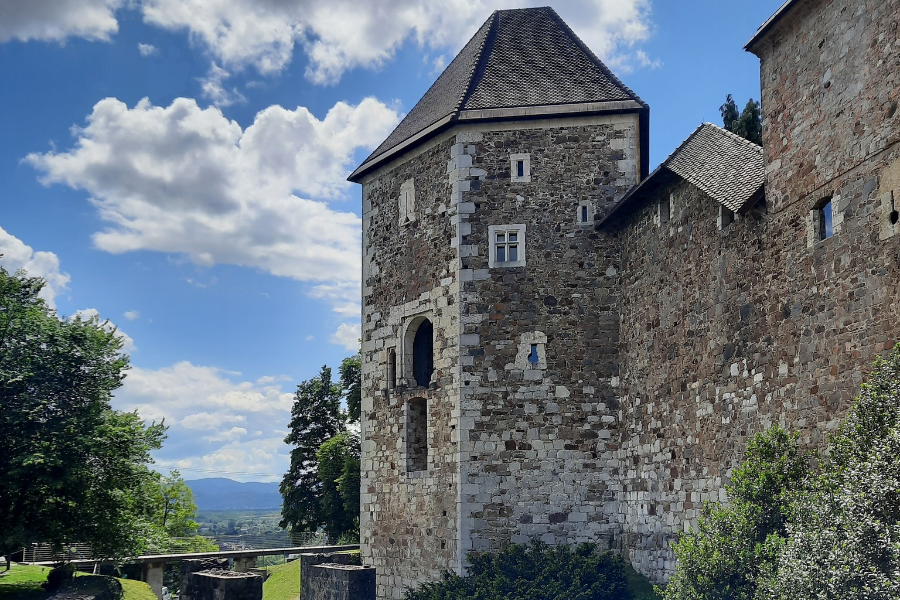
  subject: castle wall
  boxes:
[451,114,639,555]
[753,0,900,213]
[359,133,465,599]
[615,148,900,581]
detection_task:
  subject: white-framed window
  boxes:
[510,153,531,183]
[399,178,416,226]
[488,224,527,268]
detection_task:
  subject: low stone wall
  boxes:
[300,552,375,600]
[190,570,262,600]
[179,558,229,600]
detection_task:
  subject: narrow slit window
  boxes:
[818,200,833,240]
[387,349,396,390]
[406,398,428,473]
[581,205,588,223]
[516,160,525,178]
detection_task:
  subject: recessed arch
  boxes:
[402,316,434,388]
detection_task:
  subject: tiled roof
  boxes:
[602,123,764,223]
[350,7,646,181]
[745,0,804,52]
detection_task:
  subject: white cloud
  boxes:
[137,42,158,56]
[137,0,655,84]
[25,96,400,318]
[72,307,136,352]
[124,309,140,320]
[0,225,70,309]
[0,0,123,43]
[199,63,246,107]
[330,322,360,352]
[113,361,297,482]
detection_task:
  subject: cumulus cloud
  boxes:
[138,0,655,84]
[25,96,399,320]
[199,63,246,107]
[137,42,158,56]
[112,361,296,482]
[0,225,70,309]
[72,307,136,352]
[330,322,360,352]
[0,0,124,43]
[124,309,140,320]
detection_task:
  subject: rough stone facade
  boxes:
[354,0,900,597]
[188,570,262,600]
[301,553,375,600]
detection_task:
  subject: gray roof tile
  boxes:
[602,123,764,222]
[351,7,645,181]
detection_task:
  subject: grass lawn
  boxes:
[262,560,300,600]
[0,563,156,600]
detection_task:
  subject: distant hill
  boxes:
[185,478,282,511]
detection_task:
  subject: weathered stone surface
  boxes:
[179,559,229,600]
[301,553,375,600]
[189,570,262,600]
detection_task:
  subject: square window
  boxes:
[488,224,527,268]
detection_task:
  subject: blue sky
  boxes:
[0,0,783,482]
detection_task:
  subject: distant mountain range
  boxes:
[185,478,282,511]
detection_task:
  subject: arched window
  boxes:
[412,319,434,388]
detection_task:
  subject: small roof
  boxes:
[349,7,647,182]
[601,123,764,224]
[745,0,805,53]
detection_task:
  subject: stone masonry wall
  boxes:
[613,149,900,580]
[360,132,464,599]
[453,114,639,554]
[301,552,375,600]
[752,0,900,213]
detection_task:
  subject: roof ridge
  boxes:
[545,7,647,107]
[455,11,499,114]
[701,122,763,152]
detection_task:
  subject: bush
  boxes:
[42,563,76,592]
[406,542,631,600]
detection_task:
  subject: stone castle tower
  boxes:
[350,2,900,599]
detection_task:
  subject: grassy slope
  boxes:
[262,560,300,600]
[0,564,155,600]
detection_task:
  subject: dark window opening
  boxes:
[721,206,735,228]
[516,160,524,178]
[581,205,588,223]
[817,198,833,240]
[387,349,396,390]
[527,344,540,365]
[891,210,899,225]
[412,319,434,388]
[659,198,670,224]
[407,398,428,472]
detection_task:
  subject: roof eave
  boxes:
[348,100,647,183]
[745,0,801,54]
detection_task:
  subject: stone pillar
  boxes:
[180,558,229,600]
[192,570,263,600]
[141,561,166,600]
[233,556,256,572]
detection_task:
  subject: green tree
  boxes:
[340,354,361,423]
[662,426,813,600]
[720,95,762,145]
[316,432,361,541]
[760,345,900,599]
[279,365,345,532]
[720,94,740,132]
[0,266,166,568]
[148,470,199,538]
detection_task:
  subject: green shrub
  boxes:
[42,564,76,593]
[405,542,631,600]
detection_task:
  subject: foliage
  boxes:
[42,564,75,592]
[405,542,631,600]
[147,470,199,538]
[0,266,166,565]
[340,354,361,423]
[316,432,361,541]
[759,345,900,599]
[662,426,813,600]
[279,365,345,532]
[261,559,300,600]
[720,94,762,145]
